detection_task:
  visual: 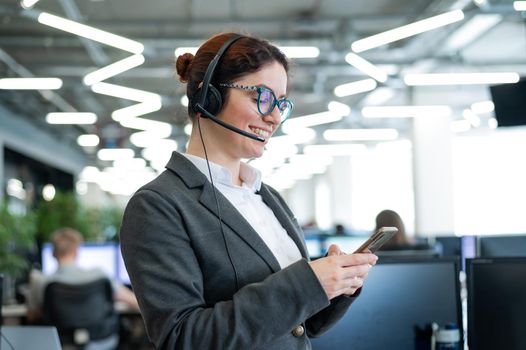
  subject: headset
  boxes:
[191,34,265,142]
[191,34,264,292]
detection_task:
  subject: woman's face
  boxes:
[213,61,288,160]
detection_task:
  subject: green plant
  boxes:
[36,191,79,242]
[36,191,124,243]
[0,201,37,277]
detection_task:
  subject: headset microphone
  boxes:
[194,103,265,142]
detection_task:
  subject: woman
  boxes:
[120,32,377,350]
[374,209,411,248]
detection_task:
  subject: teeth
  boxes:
[250,127,269,138]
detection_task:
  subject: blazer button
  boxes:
[292,325,305,338]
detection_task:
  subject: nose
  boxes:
[263,105,281,126]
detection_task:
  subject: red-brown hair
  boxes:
[175,32,289,120]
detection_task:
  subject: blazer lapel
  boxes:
[258,185,309,259]
[199,182,281,272]
[165,152,281,273]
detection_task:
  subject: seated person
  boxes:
[374,209,430,251]
[26,227,139,323]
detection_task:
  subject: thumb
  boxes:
[327,244,342,256]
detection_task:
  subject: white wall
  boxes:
[453,127,526,235]
[412,115,455,236]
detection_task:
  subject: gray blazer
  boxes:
[120,152,357,350]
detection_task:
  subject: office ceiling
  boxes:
[0,0,525,188]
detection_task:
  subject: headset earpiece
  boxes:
[197,84,222,116]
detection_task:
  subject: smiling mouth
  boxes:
[249,126,270,138]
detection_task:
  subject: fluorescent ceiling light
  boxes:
[272,128,316,144]
[38,12,144,54]
[91,82,161,102]
[46,112,97,124]
[112,100,163,121]
[334,79,377,97]
[142,147,176,163]
[20,0,40,9]
[514,1,526,11]
[473,0,487,7]
[327,101,351,116]
[442,14,502,52]
[404,72,520,85]
[79,166,101,182]
[83,54,145,85]
[42,184,56,202]
[0,78,62,90]
[362,105,452,118]
[184,123,192,135]
[281,111,343,133]
[264,140,299,159]
[7,179,26,200]
[351,10,465,52]
[113,158,147,170]
[174,47,198,57]
[174,46,320,59]
[463,109,481,127]
[471,100,494,114]
[451,120,471,133]
[119,117,172,136]
[130,131,177,148]
[289,154,333,171]
[361,87,395,106]
[77,134,100,147]
[323,128,399,141]
[180,95,189,107]
[303,144,367,156]
[278,46,320,58]
[488,117,498,129]
[344,53,388,82]
[97,148,135,161]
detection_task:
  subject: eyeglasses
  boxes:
[219,83,293,121]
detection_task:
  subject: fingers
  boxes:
[309,253,377,300]
[338,263,373,281]
[336,276,364,296]
[326,244,342,256]
[330,252,378,267]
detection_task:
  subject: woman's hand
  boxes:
[309,244,377,300]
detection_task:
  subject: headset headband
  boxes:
[197,34,243,109]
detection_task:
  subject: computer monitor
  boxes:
[467,258,526,350]
[1,326,62,350]
[116,246,131,285]
[490,78,526,127]
[304,236,323,258]
[322,236,368,255]
[311,258,462,350]
[435,236,461,256]
[41,242,118,279]
[478,235,526,257]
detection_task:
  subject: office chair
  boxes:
[42,278,119,350]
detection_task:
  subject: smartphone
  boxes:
[353,226,398,254]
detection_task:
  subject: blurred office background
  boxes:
[1,0,526,349]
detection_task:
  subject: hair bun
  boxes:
[175,52,195,83]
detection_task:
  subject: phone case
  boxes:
[353,227,398,253]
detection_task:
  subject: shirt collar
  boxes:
[182,153,262,192]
